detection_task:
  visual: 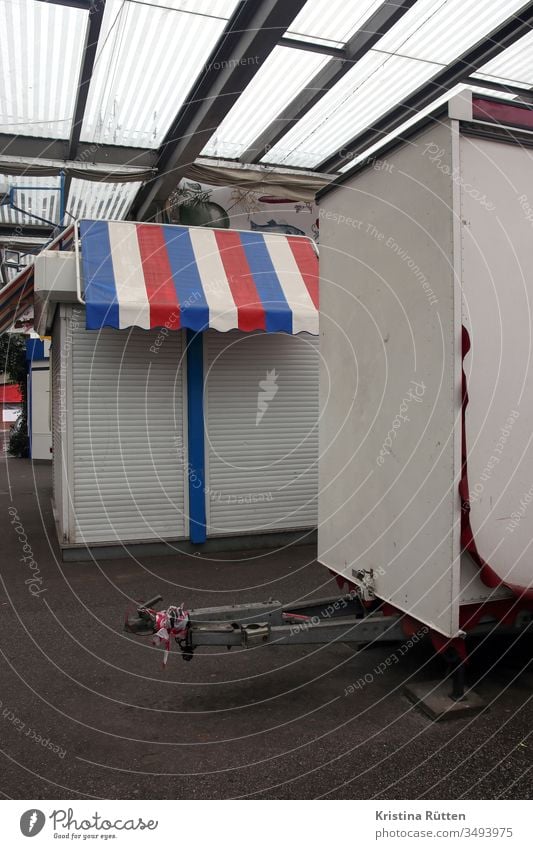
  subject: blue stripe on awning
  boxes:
[162,226,210,333]
[238,231,293,334]
[80,220,119,330]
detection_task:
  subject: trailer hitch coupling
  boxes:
[240,622,270,647]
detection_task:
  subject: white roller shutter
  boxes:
[71,310,188,544]
[204,330,318,535]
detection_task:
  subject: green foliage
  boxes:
[0,332,29,458]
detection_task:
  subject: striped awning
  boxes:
[80,219,319,335]
[0,225,75,334]
[0,264,34,334]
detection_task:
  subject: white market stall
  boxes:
[29,220,319,554]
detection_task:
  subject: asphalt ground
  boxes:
[0,458,531,799]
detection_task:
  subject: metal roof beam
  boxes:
[35,0,92,9]
[0,235,49,250]
[67,0,106,160]
[466,76,533,102]
[130,0,309,221]
[0,135,156,169]
[0,224,53,239]
[277,36,346,59]
[240,0,417,165]
[319,2,533,173]
[63,0,107,206]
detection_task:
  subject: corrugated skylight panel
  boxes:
[67,179,142,221]
[286,0,384,47]
[336,82,520,175]
[471,27,533,88]
[377,0,531,65]
[0,0,87,138]
[0,174,61,225]
[81,0,239,148]
[262,52,441,169]
[262,0,532,169]
[467,85,522,99]
[201,46,330,160]
[138,0,237,15]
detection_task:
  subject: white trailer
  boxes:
[126,95,533,699]
[126,96,533,704]
[316,91,533,642]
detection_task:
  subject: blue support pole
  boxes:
[59,171,66,228]
[186,329,207,544]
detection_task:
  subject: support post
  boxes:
[186,329,207,544]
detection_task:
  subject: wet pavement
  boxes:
[0,459,531,799]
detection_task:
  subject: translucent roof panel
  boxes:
[262,52,441,169]
[0,174,62,226]
[262,0,531,169]
[471,28,533,88]
[376,0,530,65]
[285,0,384,48]
[201,46,330,160]
[81,0,240,148]
[336,82,520,174]
[0,0,87,138]
[67,179,142,221]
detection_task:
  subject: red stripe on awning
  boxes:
[136,224,180,329]
[287,236,319,310]
[214,230,265,332]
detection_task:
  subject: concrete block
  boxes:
[405,679,486,721]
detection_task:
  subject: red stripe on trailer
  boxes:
[136,224,181,329]
[472,98,533,131]
[287,236,319,309]
[460,326,533,601]
[214,230,265,332]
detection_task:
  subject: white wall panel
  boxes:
[30,366,51,460]
[318,121,461,637]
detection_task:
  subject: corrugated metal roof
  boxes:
[80,0,239,148]
[0,0,86,138]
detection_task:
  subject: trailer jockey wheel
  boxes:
[443,646,466,701]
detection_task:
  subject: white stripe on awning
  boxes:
[188,228,238,333]
[108,222,151,330]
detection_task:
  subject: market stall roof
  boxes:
[80,220,318,334]
[0,225,75,334]
[1,0,533,234]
